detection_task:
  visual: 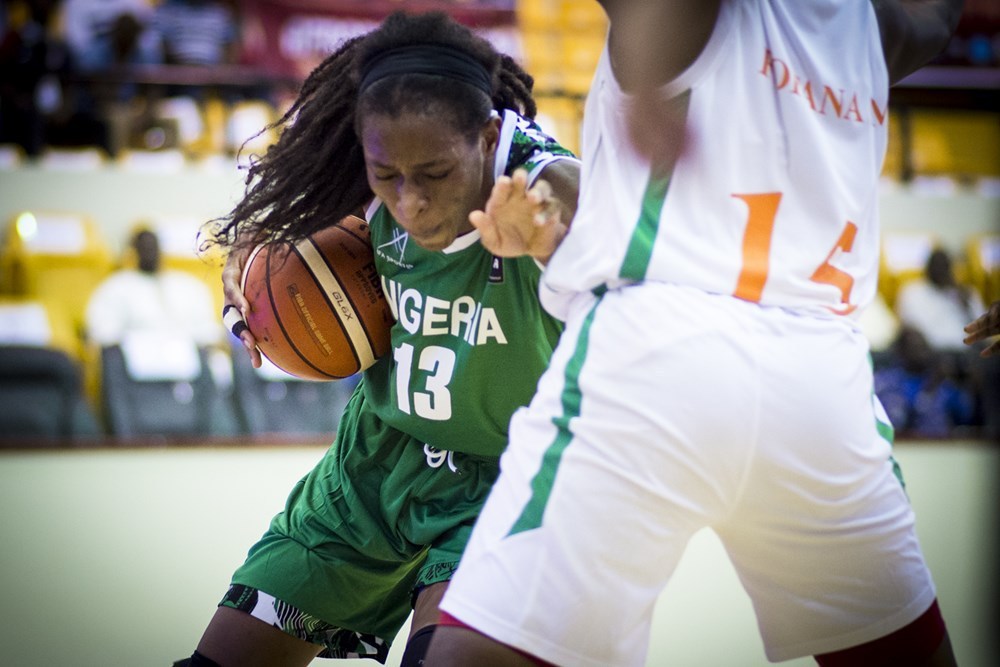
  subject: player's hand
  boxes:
[221,243,262,368]
[964,300,1000,358]
[470,169,567,264]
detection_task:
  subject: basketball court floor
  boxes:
[0,440,995,667]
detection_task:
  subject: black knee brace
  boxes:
[172,650,222,667]
[399,624,437,667]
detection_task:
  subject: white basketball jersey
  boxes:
[542,0,889,321]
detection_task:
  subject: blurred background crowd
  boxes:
[0,0,998,446]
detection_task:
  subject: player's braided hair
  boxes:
[209,11,537,252]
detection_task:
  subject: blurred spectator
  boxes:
[61,0,161,74]
[895,247,984,352]
[875,326,977,438]
[0,0,73,155]
[84,228,223,348]
[153,0,237,67]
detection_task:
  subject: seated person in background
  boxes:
[895,247,984,354]
[85,228,223,348]
[61,0,161,74]
[875,326,976,439]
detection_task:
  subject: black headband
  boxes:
[359,44,493,96]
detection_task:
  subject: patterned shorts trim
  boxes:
[220,584,390,662]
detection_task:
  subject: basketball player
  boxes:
[426,1,965,665]
[175,12,579,667]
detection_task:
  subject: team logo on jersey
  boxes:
[489,256,504,284]
[424,444,459,473]
[376,229,413,269]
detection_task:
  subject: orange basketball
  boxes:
[241,216,394,380]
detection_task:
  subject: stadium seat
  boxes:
[226,99,278,159]
[0,143,25,169]
[229,340,355,438]
[879,230,940,307]
[909,110,1000,179]
[0,297,78,358]
[116,148,188,172]
[99,335,220,441]
[0,210,114,357]
[0,344,101,444]
[36,146,107,171]
[966,233,1000,306]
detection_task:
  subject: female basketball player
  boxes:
[175,12,579,667]
[427,0,964,665]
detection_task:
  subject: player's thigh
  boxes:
[197,605,322,667]
[718,314,936,661]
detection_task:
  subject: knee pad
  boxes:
[172,650,222,667]
[399,624,437,667]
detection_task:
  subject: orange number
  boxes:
[810,221,858,315]
[732,193,781,302]
[733,193,858,313]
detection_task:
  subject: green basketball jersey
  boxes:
[362,109,577,457]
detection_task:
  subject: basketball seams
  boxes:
[313,216,384,359]
[295,235,376,372]
[265,244,343,380]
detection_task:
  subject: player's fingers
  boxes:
[222,303,249,338]
[222,260,252,315]
[222,278,251,316]
[470,210,501,250]
[511,168,530,191]
[223,304,260,363]
[534,206,562,227]
[488,175,514,209]
[982,338,1000,358]
[222,303,261,368]
[528,178,553,202]
[246,335,263,368]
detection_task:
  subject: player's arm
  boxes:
[870,0,965,84]
[596,0,721,164]
[221,235,263,367]
[471,159,580,265]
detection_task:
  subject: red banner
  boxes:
[240,0,520,80]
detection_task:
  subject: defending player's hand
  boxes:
[221,243,263,368]
[470,168,567,265]
[964,300,1000,358]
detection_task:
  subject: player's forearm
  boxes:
[597,0,720,92]
[871,0,965,83]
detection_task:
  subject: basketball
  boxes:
[241,216,394,380]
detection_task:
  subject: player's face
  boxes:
[360,111,499,251]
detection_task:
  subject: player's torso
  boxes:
[361,110,575,457]
[545,0,889,319]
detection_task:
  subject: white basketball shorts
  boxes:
[441,282,937,666]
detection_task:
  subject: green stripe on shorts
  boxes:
[508,299,600,535]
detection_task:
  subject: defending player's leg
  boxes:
[399,582,448,667]
[814,599,956,667]
[431,613,556,666]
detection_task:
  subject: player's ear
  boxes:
[481,113,501,155]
